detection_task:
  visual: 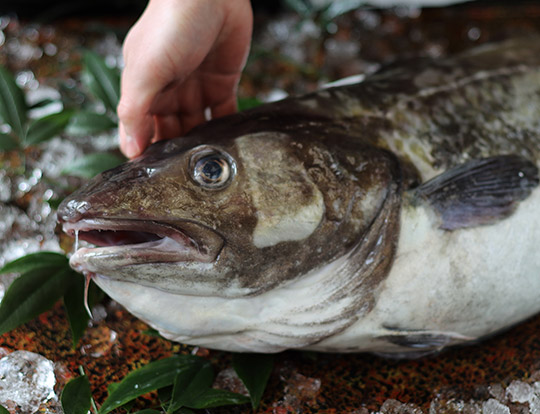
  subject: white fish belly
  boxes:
[315,185,540,353]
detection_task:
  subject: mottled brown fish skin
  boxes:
[58,37,540,353]
[293,37,540,180]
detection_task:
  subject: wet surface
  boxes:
[1,3,540,413]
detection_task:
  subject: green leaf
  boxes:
[25,110,73,146]
[61,375,92,414]
[0,405,9,414]
[29,97,56,109]
[167,362,213,413]
[0,252,67,275]
[0,267,73,335]
[176,409,195,414]
[0,65,27,138]
[188,388,250,409]
[131,411,162,414]
[98,355,205,414]
[322,0,364,20]
[0,132,19,151]
[232,353,274,409]
[82,50,120,112]
[63,274,104,348]
[66,110,117,136]
[141,328,163,337]
[46,197,64,210]
[107,381,120,396]
[282,0,315,17]
[237,97,263,112]
[61,152,125,179]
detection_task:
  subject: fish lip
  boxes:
[62,218,224,271]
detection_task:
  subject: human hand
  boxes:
[117,0,253,158]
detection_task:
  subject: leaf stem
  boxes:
[78,365,99,414]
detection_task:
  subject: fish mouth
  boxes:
[62,218,224,272]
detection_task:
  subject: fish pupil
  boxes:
[202,159,223,181]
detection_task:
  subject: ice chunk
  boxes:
[380,399,424,413]
[481,399,510,414]
[506,380,533,404]
[0,351,58,413]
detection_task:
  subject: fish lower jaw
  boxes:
[68,236,211,274]
[61,218,222,271]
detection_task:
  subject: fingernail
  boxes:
[124,135,141,159]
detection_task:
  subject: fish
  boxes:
[58,38,540,355]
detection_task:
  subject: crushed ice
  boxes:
[376,377,540,413]
[0,351,59,413]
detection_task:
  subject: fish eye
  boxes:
[189,146,236,189]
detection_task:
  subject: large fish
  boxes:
[58,38,540,355]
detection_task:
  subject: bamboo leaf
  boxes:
[82,50,120,112]
[61,152,125,179]
[176,409,195,414]
[29,97,56,109]
[167,362,213,413]
[282,0,315,17]
[0,132,19,151]
[63,274,104,348]
[25,110,73,146]
[237,97,263,112]
[46,197,64,210]
[0,252,67,275]
[322,0,365,20]
[232,353,274,409]
[0,405,9,414]
[98,355,204,414]
[61,375,92,414]
[141,328,162,338]
[131,411,162,414]
[187,388,250,409]
[0,267,73,335]
[0,65,27,138]
[66,110,117,136]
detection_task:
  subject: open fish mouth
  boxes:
[62,218,224,272]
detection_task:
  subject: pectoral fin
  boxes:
[379,329,474,349]
[375,328,475,358]
[411,155,539,230]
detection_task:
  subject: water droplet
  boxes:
[18,181,30,192]
[43,43,57,56]
[43,189,54,200]
[80,326,118,358]
[467,27,481,41]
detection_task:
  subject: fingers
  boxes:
[118,0,224,158]
[117,0,253,158]
[154,108,211,142]
[117,30,160,157]
[210,95,237,120]
[117,96,155,158]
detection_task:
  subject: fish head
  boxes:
[58,114,401,350]
[59,132,260,297]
